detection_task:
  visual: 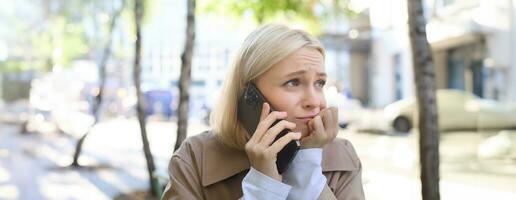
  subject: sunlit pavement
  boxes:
[341,128,516,200]
[0,117,209,200]
[1,116,516,199]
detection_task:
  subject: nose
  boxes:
[301,86,321,110]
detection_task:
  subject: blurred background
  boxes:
[1,0,516,199]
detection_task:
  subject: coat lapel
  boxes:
[200,131,359,187]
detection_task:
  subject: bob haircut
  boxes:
[210,24,325,150]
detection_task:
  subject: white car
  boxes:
[384,89,516,132]
[325,86,363,128]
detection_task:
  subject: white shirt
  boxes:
[241,148,326,200]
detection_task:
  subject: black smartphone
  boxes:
[237,83,300,174]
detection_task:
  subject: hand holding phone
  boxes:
[238,83,300,179]
[244,103,301,181]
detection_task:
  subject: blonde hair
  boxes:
[210,24,325,150]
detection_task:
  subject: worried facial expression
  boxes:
[255,47,327,135]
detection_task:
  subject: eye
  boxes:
[315,79,326,88]
[284,79,300,87]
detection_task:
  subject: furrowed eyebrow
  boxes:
[284,70,326,78]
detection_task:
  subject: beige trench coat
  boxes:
[162,131,365,200]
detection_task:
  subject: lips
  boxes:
[296,118,313,123]
[295,114,318,123]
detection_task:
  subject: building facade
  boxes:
[364,0,516,107]
[427,0,516,103]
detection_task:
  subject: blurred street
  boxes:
[1,109,515,199]
[346,129,516,200]
[3,0,516,199]
[0,117,210,200]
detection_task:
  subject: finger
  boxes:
[330,107,339,138]
[260,120,296,145]
[300,125,315,140]
[331,107,338,126]
[325,108,338,130]
[248,103,270,144]
[252,111,287,143]
[267,132,301,154]
[330,107,338,135]
[312,115,326,136]
[328,108,335,129]
[323,107,337,127]
[308,115,317,132]
[319,109,333,130]
[259,103,269,122]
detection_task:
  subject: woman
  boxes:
[162,24,364,200]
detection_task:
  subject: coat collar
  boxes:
[200,131,359,187]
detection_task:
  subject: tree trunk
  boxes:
[134,0,160,197]
[407,0,441,200]
[71,0,125,167]
[174,0,196,151]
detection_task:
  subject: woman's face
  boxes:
[255,47,327,136]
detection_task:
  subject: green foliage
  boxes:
[0,60,29,72]
[47,16,89,68]
[325,0,360,20]
[0,0,133,72]
[200,0,317,24]
[199,0,360,35]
